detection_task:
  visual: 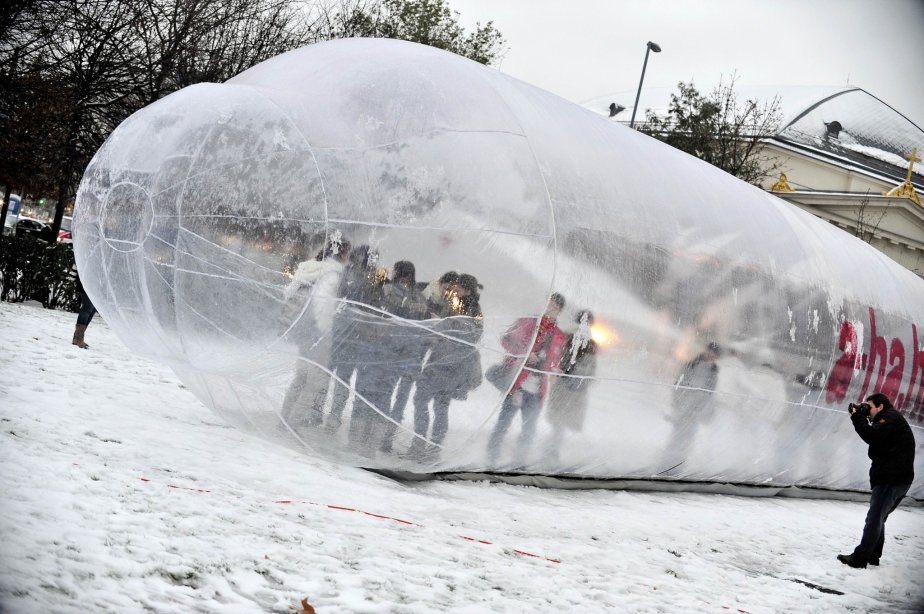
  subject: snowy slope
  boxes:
[1,301,922,613]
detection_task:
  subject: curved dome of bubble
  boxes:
[74,38,924,496]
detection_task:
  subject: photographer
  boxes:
[838,393,915,569]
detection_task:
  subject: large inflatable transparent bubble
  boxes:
[74,38,924,496]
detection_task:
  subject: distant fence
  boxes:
[0,235,80,311]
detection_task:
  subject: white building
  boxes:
[757,87,924,278]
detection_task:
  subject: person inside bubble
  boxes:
[662,340,721,474]
[314,244,386,438]
[358,260,429,454]
[543,309,598,465]
[379,270,432,452]
[279,231,351,429]
[487,292,568,467]
[405,273,485,460]
[420,270,461,318]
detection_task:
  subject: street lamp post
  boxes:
[629,41,662,129]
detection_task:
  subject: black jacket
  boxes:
[851,406,915,487]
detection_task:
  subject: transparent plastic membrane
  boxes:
[777,87,924,185]
[74,39,924,495]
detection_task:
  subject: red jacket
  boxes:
[501,315,567,399]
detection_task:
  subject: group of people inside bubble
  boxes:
[278,232,600,464]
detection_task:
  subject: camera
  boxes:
[848,402,870,416]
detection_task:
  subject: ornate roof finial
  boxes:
[771,173,795,193]
[883,147,921,206]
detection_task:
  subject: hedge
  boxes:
[0,234,81,311]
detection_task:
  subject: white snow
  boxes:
[840,142,917,172]
[2,301,923,613]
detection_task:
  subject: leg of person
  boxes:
[391,376,415,424]
[375,372,403,453]
[297,364,329,427]
[430,391,451,446]
[841,483,911,567]
[348,364,379,451]
[514,392,542,465]
[866,483,911,565]
[406,381,433,457]
[72,289,96,349]
[304,368,332,429]
[280,361,310,424]
[380,375,414,453]
[347,395,376,452]
[78,289,97,326]
[661,404,696,474]
[487,393,520,465]
[357,365,396,454]
[543,427,564,465]
[325,363,353,433]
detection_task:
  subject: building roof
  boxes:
[587,85,924,190]
[773,87,924,189]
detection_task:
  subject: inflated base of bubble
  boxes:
[366,469,923,505]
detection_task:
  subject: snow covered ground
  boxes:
[1,300,923,613]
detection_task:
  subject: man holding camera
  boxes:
[838,393,915,569]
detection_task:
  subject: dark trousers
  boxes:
[852,482,910,562]
[413,390,451,445]
[323,361,356,430]
[487,390,541,463]
[380,376,415,451]
[77,289,96,326]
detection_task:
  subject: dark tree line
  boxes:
[0,0,505,237]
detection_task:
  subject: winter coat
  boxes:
[329,264,385,367]
[546,336,598,432]
[369,281,430,377]
[420,278,462,318]
[851,406,915,487]
[284,259,345,334]
[417,314,484,400]
[382,281,429,321]
[500,315,567,400]
[671,353,719,422]
[420,278,446,307]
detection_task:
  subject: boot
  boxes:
[402,437,428,459]
[72,324,89,349]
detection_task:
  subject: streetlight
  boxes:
[629,41,662,129]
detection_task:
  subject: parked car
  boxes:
[15,217,50,240]
[59,215,73,242]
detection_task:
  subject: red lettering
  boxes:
[882,338,905,402]
[825,320,857,404]
[859,308,887,401]
[823,310,923,425]
[902,324,924,421]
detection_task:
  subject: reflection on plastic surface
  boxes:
[776,87,924,186]
[73,39,924,496]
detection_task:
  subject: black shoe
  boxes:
[837,554,867,569]
[869,558,879,566]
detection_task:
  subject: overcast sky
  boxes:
[452,0,924,129]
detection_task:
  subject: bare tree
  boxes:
[853,190,887,244]
[3,0,318,238]
[1,0,141,235]
[0,0,60,72]
[129,0,315,105]
[38,0,144,238]
[640,75,783,185]
[1,0,506,239]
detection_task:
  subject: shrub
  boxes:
[0,234,80,311]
